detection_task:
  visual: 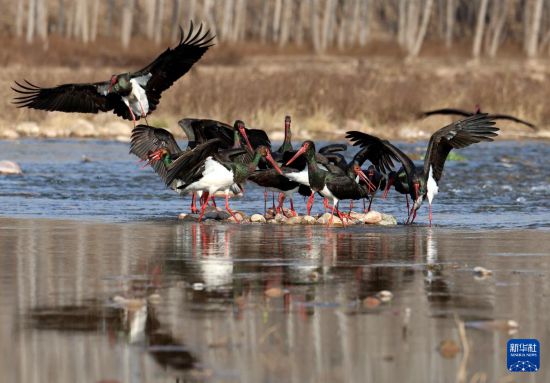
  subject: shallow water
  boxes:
[0,140,549,382]
[1,139,549,228]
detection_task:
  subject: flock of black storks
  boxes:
[12,23,536,226]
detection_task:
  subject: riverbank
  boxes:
[2,56,550,141]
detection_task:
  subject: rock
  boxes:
[0,129,19,139]
[378,214,398,226]
[250,214,266,223]
[274,213,287,223]
[178,213,188,220]
[317,213,344,226]
[376,290,394,303]
[302,215,317,225]
[285,216,303,225]
[265,208,276,220]
[15,122,40,137]
[362,211,383,224]
[81,155,92,163]
[69,119,96,137]
[0,161,23,175]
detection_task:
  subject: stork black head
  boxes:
[233,120,254,153]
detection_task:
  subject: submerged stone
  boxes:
[250,214,266,223]
[0,161,23,175]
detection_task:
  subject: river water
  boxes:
[0,139,549,382]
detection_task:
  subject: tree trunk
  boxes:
[279,0,292,46]
[121,0,135,49]
[296,0,309,46]
[170,0,181,42]
[36,0,48,48]
[90,0,99,41]
[273,0,282,42]
[397,0,407,46]
[358,0,369,47]
[321,0,336,51]
[445,0,454,47]
[221,0,234,41]
[348,0,361,46]
[106,0,114,37]
[526,0,544,57]
[260,1,270,43]
[311,0,321,52]
[16,1,24,37]
[26,0,36,43]
[233,0,247,42]
[154,0,165,44]
[406,0,420,50]
[409,0,434,57]
[337,1,350,50]
[472,0,489,58]
[488,0,510,57]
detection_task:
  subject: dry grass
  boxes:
[1,39,550,140]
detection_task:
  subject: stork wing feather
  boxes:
[133,22,215,114]
[488,114,537,130]
[423,113,499,182]
[11,79,122,114]
[165,139,222,187]
[418,108,473,119]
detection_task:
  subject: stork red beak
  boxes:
[382,177,394,199]
[108,76,117,92]
[238,126,254,153]
[265,150,283,175]
[285,145,307,166]
[355,168,375,191]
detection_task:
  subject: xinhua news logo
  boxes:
[507,339,540,372]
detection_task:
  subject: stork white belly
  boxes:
[319,185,337,202]
[426,165,439,204]
[285,168,310,186]
[185,157,235,194]
[125,78,150,117]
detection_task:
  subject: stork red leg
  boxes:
[138,101,149,125]
[335,203,347,227]
[191,193,198,214]
[263,189,268,215]
[289,198,297,217]
[323,198,329,213]
[367,197,373,212]
[348,200,354,215]
[429,204,432,227]
[306,192,315,216]
[277,193,286,215]
[198,193,211,222]
[363,199,367,213]
[211,197,217,208]
[225,194,240,223]
[127,106,137,127]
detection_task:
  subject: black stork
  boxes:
[418,104,536,130]
[285,140,371,225]
[162,144,282,222]
[178,118,271,151]
[12,22,214,126]
[346,113,499,226]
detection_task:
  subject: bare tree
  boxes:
[16,1,25,38]
[36,0,48,47]
[90,0,100,42]
[279,0,293,46]
[526,0,544,57]
[121,0,135,49]
[487,0,510,57]
[409,0,434,57]
[445,0,454,47]
[472,0,489,58]
[170,0,181,42]
[26,0,36,43]
[154,0,165,44]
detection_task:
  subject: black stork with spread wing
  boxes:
[346,113,500,226]
[418,104,536,130]
[12,22,214,126]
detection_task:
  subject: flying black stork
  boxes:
[418,104,536,130]
[346,113,499,226]
[285,140,371,225]
[12,22,214,127]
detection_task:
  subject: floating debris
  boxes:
[0,160,23,175]
[438,339,461,358]
[377,290,394,303]
[363,296,381,309]
[473,266,493,279]
[465,319,519,333]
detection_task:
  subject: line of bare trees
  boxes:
[7,0,550,58]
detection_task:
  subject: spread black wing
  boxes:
[418,108,473,119]
[11,79,125,114]
[488,114,537,130]
[133,22,215,114]
[129,125,183,181]
[165,139,222,187]
[423,113,499,182]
